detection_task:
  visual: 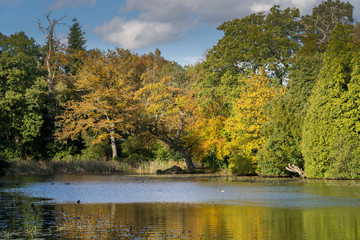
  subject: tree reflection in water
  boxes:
[1,176,360,239]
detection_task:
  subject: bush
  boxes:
[81,138,112,161]
[228,152,256,175]
[121,136,155,163]
[201,151,228,171]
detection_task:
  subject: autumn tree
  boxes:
[57,49,141,159]
[221,71,283,175]
[135,50,195,168]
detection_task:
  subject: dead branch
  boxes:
[37,11,66,95]
[285,164,307,178]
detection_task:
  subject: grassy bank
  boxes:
[5,158,188,175]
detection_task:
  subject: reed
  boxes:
[6,158,187,175]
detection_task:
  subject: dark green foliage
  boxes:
[204,5,300,84]
[201,152,228,171]
[0,158,10,176]
[65,18,87,76]
[259,53,323,176]
[0,32,48,159]
[68,18,86,52]
[259,1,355,178]
[302,24,360,178]
[121,136,155,162]
[121,136,183,163]
[258,94,302,176]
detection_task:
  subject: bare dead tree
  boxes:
[38,12,66,95]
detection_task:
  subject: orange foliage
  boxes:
[56,49,141,144]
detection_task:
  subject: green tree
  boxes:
[302,24,360,179]
[258,0,355,177]
[202,5,300,87]
[68,17,86,52]
[301,0,354,46]
[258,53,323,176]
[0,32,48,159]
[64,17,87,77]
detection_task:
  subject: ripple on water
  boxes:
[4,176,360,209]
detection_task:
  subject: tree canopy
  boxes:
[1,0,360,178]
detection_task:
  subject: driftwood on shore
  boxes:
[156,165,184,175]
[156,165,208,174]
[285,164,306,178]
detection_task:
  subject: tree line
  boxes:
[1,0,359,179]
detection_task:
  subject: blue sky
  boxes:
[1,0,359,65]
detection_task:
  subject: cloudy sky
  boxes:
[1,0,359,65]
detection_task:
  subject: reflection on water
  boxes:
[1,175,360,239]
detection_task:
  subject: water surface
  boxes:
[1,175,360,239]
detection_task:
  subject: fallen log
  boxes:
[285,164,306,178]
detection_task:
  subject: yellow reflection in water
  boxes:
[54,203,360,239]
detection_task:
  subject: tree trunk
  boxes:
[110,128,118,159]
[177,146,194,169]
[158,137,194,169]
[38,12,65,96]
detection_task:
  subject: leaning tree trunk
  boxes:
[175,145,194,169]
[158,137,194,169]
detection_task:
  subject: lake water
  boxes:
[0,174,360,239]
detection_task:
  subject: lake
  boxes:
[0,174,360,239]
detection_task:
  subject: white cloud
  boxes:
[49,0,96,10]
[94,17,191,49]
[95,0,251,49]
[250,3,273,12]
[94,0,357,50]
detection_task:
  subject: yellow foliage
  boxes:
[223,72,284,167]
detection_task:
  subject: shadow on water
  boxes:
[1,175,360,239]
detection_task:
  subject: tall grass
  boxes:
[6,158,188,175]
